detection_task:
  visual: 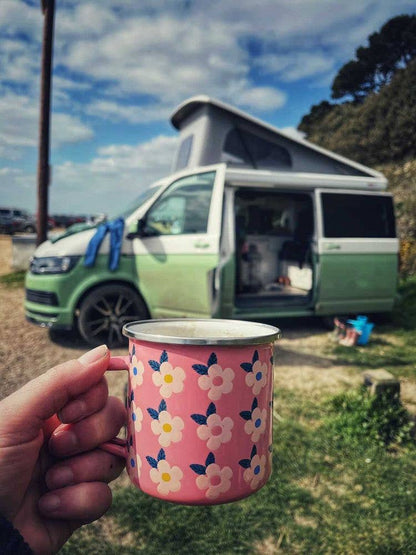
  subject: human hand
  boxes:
[0,345,126,554]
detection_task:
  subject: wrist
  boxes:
[0,514,33,554]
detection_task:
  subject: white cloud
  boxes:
[256,52,335,82]
[49,135,178,214]
[280,126,306,141]
[85,100,172,124]
[0,93,94,154]
[238,87,287,111]
[0,134,177,214]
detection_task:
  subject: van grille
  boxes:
[26,289,58,306]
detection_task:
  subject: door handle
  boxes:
[326,243,341,250]
[194,241,210,249]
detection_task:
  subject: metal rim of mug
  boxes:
[122,318,281,346]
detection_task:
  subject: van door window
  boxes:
[145,171,216,235]
[321,193,396,238]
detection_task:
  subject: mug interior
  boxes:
[123,318,281,345]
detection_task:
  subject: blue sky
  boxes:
[1,0,415,215]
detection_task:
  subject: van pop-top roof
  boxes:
[170,95,386,190]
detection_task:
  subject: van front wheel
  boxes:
[78,284,148,347]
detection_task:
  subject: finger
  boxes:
[108,355,129,370]
[49,396,126,457]
[38,482,112,523]
[0,345,111,444]
[58,378,108,424]
[45,450,125,489]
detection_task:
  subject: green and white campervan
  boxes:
[25,96,398,346]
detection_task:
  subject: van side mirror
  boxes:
[126,218,146,239]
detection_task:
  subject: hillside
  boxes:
[298,60,416,277]
[298,59,416,166]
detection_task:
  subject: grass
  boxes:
[55,276,416,553]
[0,271,411,553]
[61,399,416,554]
[0,270,26,288]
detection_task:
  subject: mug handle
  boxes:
[99,355,130,459]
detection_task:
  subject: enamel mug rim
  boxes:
[122,318,281,346]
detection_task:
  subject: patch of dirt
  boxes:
[0,284,126,401]
[275,331,362,398]
[0,235,12,275]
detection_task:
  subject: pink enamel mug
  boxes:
[104,318,280,505]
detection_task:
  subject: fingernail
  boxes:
[39,494,61,513]
[59,400,87,423]
[50,429,78,455]
[78,345,108,366]
[47,466,74,489]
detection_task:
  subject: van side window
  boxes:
[321,193,396,238]
[145,171,216,235]
[175,135,194,171]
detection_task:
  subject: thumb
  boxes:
[0,345,110,444]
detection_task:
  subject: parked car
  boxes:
[24,96,399,347]
[0,209,15,234]
[0,208,36,233]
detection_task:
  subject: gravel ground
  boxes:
[0,283,127,400]
[0,281,360,403]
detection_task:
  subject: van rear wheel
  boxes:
[78,284,148,347]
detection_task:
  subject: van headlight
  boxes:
[30,256,80,275]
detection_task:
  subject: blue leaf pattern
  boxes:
[239,458,251,469]
[160,350,168,364]
[149,360,160,371]
[240,362,252,373]
[158,399,167,413]
[191,413,207,425]
[206,402,216,416]
[240,410,252,421]
[205,452,215,466]
[146,456,158,468]
[192,364,208,375]
[190,464,206,475]
[147,408,159,420]
[208,352,217,366]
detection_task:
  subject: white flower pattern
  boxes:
[196,463,233,499]
[244,406,267,442]
[243,453,267,490]
[198,364,235,401]
[245,359,268,395]
[152,360,186,398]
[196,413,233,450]
[149,459,183,495]
[130,356,144,388]
[151,410,184,447]
[131,400,143,432]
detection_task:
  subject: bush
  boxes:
[324,387,414,447]
[399,239,416,277]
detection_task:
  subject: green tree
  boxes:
[331,14,416,101]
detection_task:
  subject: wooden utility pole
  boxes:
[37,0,55,245]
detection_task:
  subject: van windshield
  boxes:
[111,185,162,220]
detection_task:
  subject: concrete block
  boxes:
[362,369,400,398]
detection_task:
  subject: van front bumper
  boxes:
[25,298,74,330]
[25,313,73,330]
